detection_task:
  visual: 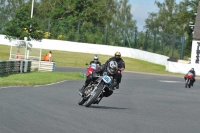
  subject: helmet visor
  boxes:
[110,67,116,73]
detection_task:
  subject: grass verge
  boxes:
[0,72,84,87]
[0,44,182,75]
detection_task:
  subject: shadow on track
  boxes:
[114,92,134,95]
[89,105,129,110]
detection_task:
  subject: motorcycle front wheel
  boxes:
[85,83,104,107]
[185,79,189,88]
[78,97,87,105]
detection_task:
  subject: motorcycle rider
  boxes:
[79,55,101,95]
[106,52,125,89]
[79,60,119,97]
[90,55,101,67]
[184,68,196,86]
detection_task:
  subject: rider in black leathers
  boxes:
[106,52,125,89]
[184,68,196,86]
[80,60,119,97]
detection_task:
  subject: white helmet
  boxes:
[107,61,118,74]
[94,55,99,63]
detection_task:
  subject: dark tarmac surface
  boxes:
[0,66,200,133]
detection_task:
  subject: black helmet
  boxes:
[191,68,194,71]
[107,61,118,74]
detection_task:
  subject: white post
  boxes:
[9,42,13,60]
[24,37,28,59]
[27,0,34,60]
[31,0,34,18]
[38,43,42,71]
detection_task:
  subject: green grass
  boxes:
[0,72,84,87]
[0,44,181,75]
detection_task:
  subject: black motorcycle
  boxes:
[78,73,113,107]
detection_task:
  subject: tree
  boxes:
[1,0,137,45]
[144,0,199,58]
[176,0,199,56]
[0,0,27,32]
[2,3,44,41]
[107,0,136,46]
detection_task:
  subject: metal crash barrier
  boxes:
[31,61,56,72]
[0,60,32,77]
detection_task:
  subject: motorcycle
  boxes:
[78,72,114,107]
[185,72,194,88]
[86,63,99,77]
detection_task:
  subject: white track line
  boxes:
[34,80,68,87]
[0,80,69,89]
[159,80,184,83]
[0,86,23,89]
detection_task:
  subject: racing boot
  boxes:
[115,83,119,89]
[191,81,194,86]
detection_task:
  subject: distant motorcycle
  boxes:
[185,72,194,88]
[78,72,114,107]
[86,63,99,77]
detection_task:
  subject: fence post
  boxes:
[144,29,148,50]
[104,25,108,45]
[24,60,28,72]
[180,36,185,59]
[153,31,156,53]
[161,32,164,54]
[20,60,23,73]
[171,34,176,58]
[53,62,56,71]
[134,27,137,48]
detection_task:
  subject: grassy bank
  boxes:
[0,72,83,87]
[0,44,178,75]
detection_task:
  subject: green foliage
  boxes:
[0,0,136,46]
[32,0,136,46]
[1,0,199,59]
[2,3,43,41]
[144,0,199,58]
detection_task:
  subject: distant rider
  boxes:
[184,68,196,86]
[79,55,101,94]
[106,52,125,89]
[79,61,119,97]
[90,55,101,67]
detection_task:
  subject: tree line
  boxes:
[0,0,199,57]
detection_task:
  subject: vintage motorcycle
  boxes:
[185,72,194,88]
[78,72,114,107]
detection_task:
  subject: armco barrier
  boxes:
[0,60,32,77]
[31,61,56,72]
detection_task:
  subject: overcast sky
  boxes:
[129,0,183,31]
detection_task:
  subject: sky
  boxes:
[129,0,183,31]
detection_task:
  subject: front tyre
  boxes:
[185,79,189,88]
[78,97,87,105]
[188,79,191,88]
[85,83,104,107]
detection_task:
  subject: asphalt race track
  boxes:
[0,66,200,133]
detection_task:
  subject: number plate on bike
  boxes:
[102,75,111,83]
